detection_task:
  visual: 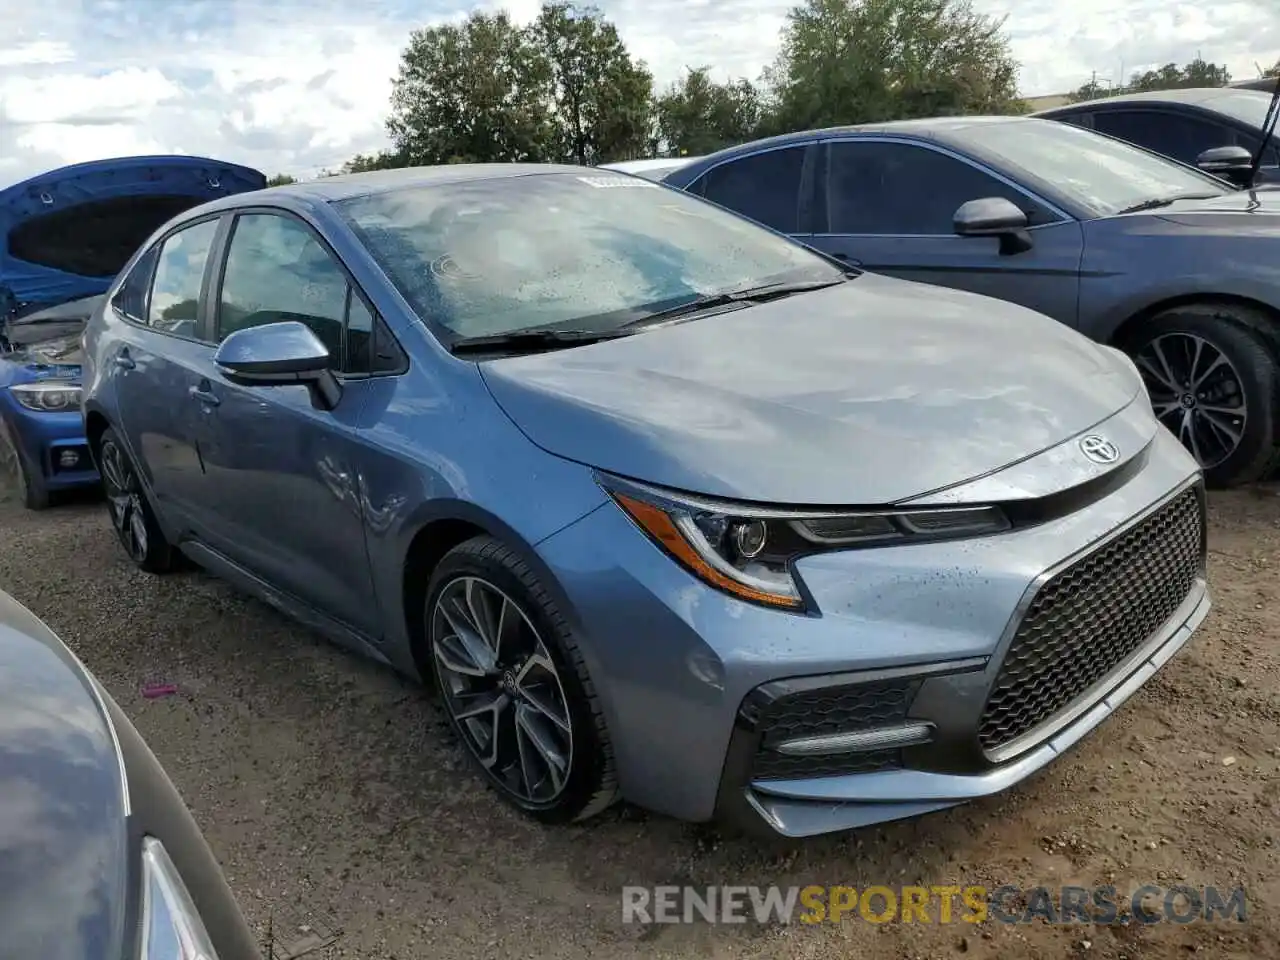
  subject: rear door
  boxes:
[806,137,1085,326]
[108,215,225,534]
[183,210,403,637]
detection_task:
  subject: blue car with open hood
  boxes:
[0,156,266,508]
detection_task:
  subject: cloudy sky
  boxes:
[0,0,1277,186]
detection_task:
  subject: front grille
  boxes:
[750,678,917,780]
[978,485,1204,753]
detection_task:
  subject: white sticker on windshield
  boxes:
[576,175,659,189]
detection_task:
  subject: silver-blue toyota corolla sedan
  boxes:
[81,164,1210,838]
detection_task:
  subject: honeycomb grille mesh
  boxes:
[752,679,916,780]
[977,486,1204,753]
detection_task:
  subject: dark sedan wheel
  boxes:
[426,536,618,822]
[97,427,180,573]
[1129,305,1280,487]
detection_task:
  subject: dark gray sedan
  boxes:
[661,116,1280,486]
[0,588,260,960]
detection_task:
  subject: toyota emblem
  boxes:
[1079,434,1120,465]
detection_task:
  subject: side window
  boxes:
[1055,112,1094,131]
[1234,130,1280,167]
[825,141,1056,236]
[1091,110,1233,165]
[217,213,399,376]
[147,219,220,337]
[110,244,160,323]
[696,147,806,233]
[345,292,404,375]
[218,214,347,365]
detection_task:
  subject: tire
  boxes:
[425,535,618,823]
[1124,304,1280,488]
[97,427,181,573]
[0,429,50,510]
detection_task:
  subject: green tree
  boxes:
[1262,59,1280,78]
[655,68,762,156]
[342,149,411,173]
[1128,57,1231,91]
[1070,58,1234,103]
[762,0,1022,135]
[532,3,653,164]
[387,11,557,165]
[265,173,296,186]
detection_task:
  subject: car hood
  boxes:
[480,273,1139,505]
[1155,187,1280,229]
[0,593,129,960]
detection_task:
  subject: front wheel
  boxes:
[1127,305,1280,487]
[425,536,618,823]
[97,427,180,573]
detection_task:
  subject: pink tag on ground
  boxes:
[142,683,178,699]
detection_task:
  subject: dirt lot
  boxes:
[0,469,1277,959]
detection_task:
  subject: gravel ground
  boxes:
[0,469,1277,959]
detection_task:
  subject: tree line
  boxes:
[267,0,1024,183]
[1067,56,1280,103]
[261,0,1275,185]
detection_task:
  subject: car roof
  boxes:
[224,162,595,207]
[1034,86,1271,114]
[667,116,1055,179]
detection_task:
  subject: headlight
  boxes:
[601,475,1010,611]
[140,837,220,960]
[9,381,82,412]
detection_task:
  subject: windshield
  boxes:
[336,172,842,340]
[956,120,1231,218]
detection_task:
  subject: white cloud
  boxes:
[0,0,1276,187]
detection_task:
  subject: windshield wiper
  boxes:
[450,329,628,355]
[1117,193,1220,215]
[626,278,848,327]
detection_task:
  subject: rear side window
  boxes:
[110,245,160,322]
[695,147,806,233]
[147,218,220,337]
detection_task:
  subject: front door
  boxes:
[806,139,1085,327]
[184,210,385,637]
[108,216,224,537]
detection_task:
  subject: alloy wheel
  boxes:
[98,438,149,562]
[431,575,574,805]
[1134,332,1246,470]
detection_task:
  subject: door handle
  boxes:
[832,252,863,266]
[188,383,221,407]
[114,350,136,370]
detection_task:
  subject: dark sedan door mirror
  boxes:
[953,197,1033,255]
[1196,145,1255,187]
[213,320,341,410]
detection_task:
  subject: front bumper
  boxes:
[0,393,97,490]
[535,425,1207,835]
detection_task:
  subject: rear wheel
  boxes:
[425,535,618,823]
[97,427,180,573]
[1126,304,1280,487]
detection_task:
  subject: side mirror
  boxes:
[214,321,341,410]
[953,197,1033,255]
[1196,145,1255,187]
